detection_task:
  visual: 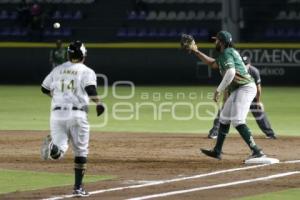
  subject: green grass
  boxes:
[0,169,113,194]
[0,85,299,198]
[0,85,299,135]
[237,188,300,200]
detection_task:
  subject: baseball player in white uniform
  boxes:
[41,40,105,197]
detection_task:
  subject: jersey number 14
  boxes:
[61,79,75,92]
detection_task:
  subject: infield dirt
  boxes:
[0,131,299,200]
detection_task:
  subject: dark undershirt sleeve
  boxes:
[85,85,98,96]
[41,86,51,95]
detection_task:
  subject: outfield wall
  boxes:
[0,42,299,85]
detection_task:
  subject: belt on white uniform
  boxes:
[53,106,88,112]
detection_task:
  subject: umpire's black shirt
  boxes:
[248,65,261,85]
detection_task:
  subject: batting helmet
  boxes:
[67,40,87,61]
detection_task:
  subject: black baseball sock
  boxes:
[236,124,260,152]
[74,157,87,189]
[214,123,230,155]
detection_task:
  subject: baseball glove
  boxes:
[180,34,196,52]
[96,103,105,116]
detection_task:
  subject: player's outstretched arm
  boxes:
[85,85,105,116]
[192,49,218,69]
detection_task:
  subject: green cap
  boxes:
[214,30,232,44]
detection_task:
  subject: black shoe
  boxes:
[266,135,277,139]
[208,130,218,139]
[73,187,89,197]
[248,149,266,159]
[200,148,221,160]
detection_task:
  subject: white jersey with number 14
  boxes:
[42,61,97,109]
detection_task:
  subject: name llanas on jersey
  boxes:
[60,69,78,75]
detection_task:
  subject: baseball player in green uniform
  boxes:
[183,31,265,160]
[208,56,277,140]
[49,39,67,69]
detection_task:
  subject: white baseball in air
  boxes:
[53,22,61,29]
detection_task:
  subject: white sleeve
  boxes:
[216,68,236,93]
[82,69,97,88]
[41,71,53,90]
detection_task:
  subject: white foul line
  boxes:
[41,164,269,200]
[41,160,300,200]
[127,171,300,200]
[283,160,300,164]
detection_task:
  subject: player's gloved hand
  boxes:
[96,103,105,116]
[180,34,198,53]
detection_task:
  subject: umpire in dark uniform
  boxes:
[208,56,277,139]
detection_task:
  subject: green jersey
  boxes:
[215,47,253,92]
[50,48,67,67]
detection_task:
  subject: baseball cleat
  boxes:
[41,135,53,160]
[207,131,218,139]
[266,135,277,139]
[248,149,266,159]
[73,187,90,197]
[200,148,221,160]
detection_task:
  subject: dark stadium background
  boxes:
[0,0,299,85]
